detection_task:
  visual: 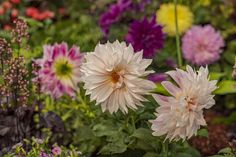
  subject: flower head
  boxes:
[52,146,62,156]
[35,42,83,98]
[81,40,155,113]
[150,65,217,141]
[10,0,21,4]
[125,16,165,58]
[182,25,224,65]
[99,0,132,36]
[156,3,193,36]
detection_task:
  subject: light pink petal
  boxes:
[161,81,181,97]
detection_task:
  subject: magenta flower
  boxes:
[52,146,62,156]
[182,25,224,65]
[99,0,132,36]
[125,16,165,58]
[35,42,83,98]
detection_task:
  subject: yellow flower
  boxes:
[156,3,193,36]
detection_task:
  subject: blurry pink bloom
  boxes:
[10,0,21,4]
[11,8,18,18]
[59,8,65,15]
[26,7,54,20]
[35,42,83,98]
[182,25,224,65]
[0,6,5,15]
[26,7,38,17]
[42,10,55,19]
[2,1,12,10]
[150,65,217,141]
[52,146,61,156]
[3,25,12,31]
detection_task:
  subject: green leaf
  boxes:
[143,152,161,157]
[209,72,226,80]
[93,121,120,137]
[99,142,127,155]
[153,83,169,95]
[131,128,161,152]
[174,153,195,157]
[99,131,128,155]
[218,147,233,154]
[197,128,208,138]
[214,80,236,95]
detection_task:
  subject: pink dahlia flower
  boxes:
[35,42,83,98]
[182,25,224,65]
[150,65,217,141]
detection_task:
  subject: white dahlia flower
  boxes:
[150,65,217,141]
[81,40,155,113]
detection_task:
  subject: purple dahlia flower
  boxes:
[125,16,165,58]
[182,25,225,65]
[99,0,132,36]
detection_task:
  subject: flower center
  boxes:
[54,59,73,77]
[109,67,125,89]
[185,96,197,111]
[110,71,120,83]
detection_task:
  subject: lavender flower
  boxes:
[125,16,165,58]
[182,25,224,65]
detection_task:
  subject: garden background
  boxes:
[0,0,236,157]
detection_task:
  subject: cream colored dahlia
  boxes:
[150,65,217,141]
[81,40,155,113]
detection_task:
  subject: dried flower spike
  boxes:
[12,18,29,46]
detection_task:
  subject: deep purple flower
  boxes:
[99,0,132,36]
[125,16,165,58]
[148,73,167,83]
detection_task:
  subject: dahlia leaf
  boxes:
[214,80,236,94]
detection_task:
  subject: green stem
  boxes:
[77,94,86,107]
[174,0,182,67]
[162,141,169,157]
